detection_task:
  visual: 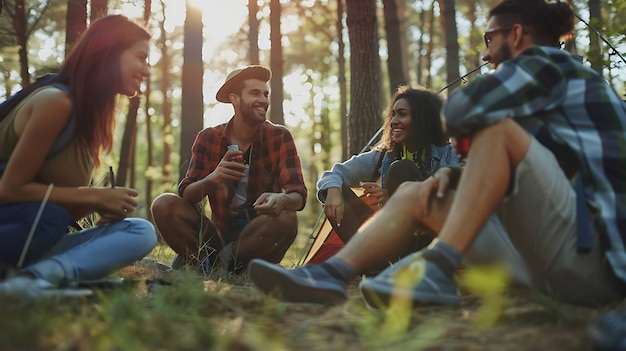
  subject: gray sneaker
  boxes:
[248,259,347,304]
[0,276,93,299]
[359,250,460,310]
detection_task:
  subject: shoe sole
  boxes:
[359,277,460,310]
[248,260,346,305]
[23,288,94,299]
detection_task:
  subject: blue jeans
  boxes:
[25,218,158,285]
[0,202,72,267]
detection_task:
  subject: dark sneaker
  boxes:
[170,254,187,270]
[359,250,460,310]
[171,246,218,275]
[588,310,626,351]
[248,259,347,304]
[0,276,93,299]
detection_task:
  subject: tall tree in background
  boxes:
[65,0,87,58]
[8,0,31,85]
[438,0,460,94]
[142,0,153,218]
[179,1,204,181]
[462,0,481,74]
[382,0,409,95]
[336,0,348,160]
[425,1,435,88]
[345,0,381,156]
[269,0,284,125]
[158,0,173,187]
[564,0,578,55]
[116,0,150,188]
[90,0,107,20]
[587,0,603,75]
[248,0,259,65]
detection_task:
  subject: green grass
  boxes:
[0,244,615,351]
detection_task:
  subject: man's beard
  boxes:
[495,42,513,66]
[241,101,266,123]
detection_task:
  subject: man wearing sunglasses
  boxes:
[248,0,626,313]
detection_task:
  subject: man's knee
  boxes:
[151,193,186,219]
[250,210,298,240]
[271,210,298,238]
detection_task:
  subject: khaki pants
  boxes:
[473,137,624,306]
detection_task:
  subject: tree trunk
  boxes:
[90,0,108,20]
[159,0,173,186]
[438,0,460,94]
[143,0,153,220]
[13,0,29,85]
[65,0,87,58]
[269,0,284,125]
[464,0,481,74]
[179,0,204,182]
[248,0,260,65]
[416,4,425,85]
[588,0,603,75]
[336,0,348,160]
[564,0,578,55]
[425,2,434,89]
[117,97,139,187]
[345,0,382,156]
[382,0,409,95]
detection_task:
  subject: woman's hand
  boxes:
[93,187,138,224]
[324,187,344,226]
[360,181,388,205]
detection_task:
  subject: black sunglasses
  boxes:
[483,28,512,47]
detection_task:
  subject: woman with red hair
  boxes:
[0,15,157,298]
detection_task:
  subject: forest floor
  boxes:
[0,244,617,351]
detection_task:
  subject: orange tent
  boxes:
[299,187,380,265]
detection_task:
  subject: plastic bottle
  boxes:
[227,145,244,163]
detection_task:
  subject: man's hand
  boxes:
[253,193,287,217]
[432,167,454,198]
[204,149,246,185]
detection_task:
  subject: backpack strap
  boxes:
[46,82,76,158]
[0,82,76,177]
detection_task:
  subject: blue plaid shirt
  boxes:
[444,46,626,283]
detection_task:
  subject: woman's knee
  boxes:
[125,218,158,253]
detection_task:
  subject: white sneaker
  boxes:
[0,276,93,299]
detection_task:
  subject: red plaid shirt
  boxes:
[179,119,307,229]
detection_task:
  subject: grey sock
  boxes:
[423,240,462,277]
[319,257,357,283]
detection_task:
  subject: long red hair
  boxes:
[56,15,150,167]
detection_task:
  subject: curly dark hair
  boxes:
[378,85,448,159]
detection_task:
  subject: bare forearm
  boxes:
[281,192,304,212]
[181,177,217,204]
